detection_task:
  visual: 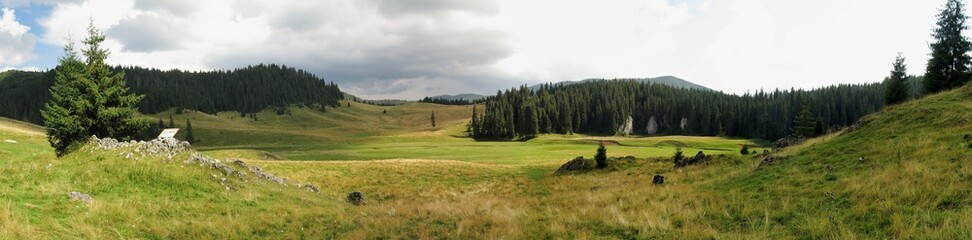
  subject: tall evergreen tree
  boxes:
[792,103,816,137]
[926,0,972,93]
[168,115,175,128]
[41,23,148,156]
[885,53,910,105]
[431,111,436,128]
[595,142,608,168]
[185,118,197,144]
[157,118,165,130]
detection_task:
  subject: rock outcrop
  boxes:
[555,156,590,174]
[347,192,365,206]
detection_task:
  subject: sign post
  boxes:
[157,128,179,140]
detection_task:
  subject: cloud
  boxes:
[108,13,183,52]
[0,8,35,65]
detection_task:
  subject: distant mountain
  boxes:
[427,93,486,101]
[530,76,712,91]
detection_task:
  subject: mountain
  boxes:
[0,64,343,124]
[427,93,486,101]
[529,76,712,91]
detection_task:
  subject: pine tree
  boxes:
[886,53,910,105]
[431,111,436,128]
[792,103,816,137]
[41,23,148,156]
[185,118,197,143]
[926,0,972,93]
[595,142,608,168]
[471,105,479,136]
[157,118,165,130]
[168,115,175,128]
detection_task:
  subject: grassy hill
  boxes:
[1,83,969,238]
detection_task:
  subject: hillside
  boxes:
[1,84,969,238]
[530,76,713,91]
[0,64,343,124]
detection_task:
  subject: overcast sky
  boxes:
[0,0,946,99]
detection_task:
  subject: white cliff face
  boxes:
[617,115,634,136]
[680,117,689,131]
[646,116,658,135]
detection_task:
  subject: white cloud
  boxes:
[26,0,949,98]
[0,8,36,65]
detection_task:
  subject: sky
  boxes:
[0,0,946,99]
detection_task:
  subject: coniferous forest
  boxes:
[0,64,343,124]
[472,80,890,141]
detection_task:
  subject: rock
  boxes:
[347,191,365,206]
[617,115,634,136]
[773,136,806,150]
[68,191,93,204]
[652,175,665,185]
[305,184,320,193]
[3,139,16,143]
[555,157,589,174]
[646,116,658,135]
[758,155,790,168]
[675,151,710,168]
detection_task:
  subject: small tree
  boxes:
[157,118,165,130]
[431,111,437,128]
[885,53,910,105]
[383,109,387,114]
[595,142,608,168]
[185,118,197,144]
[673,146,684,165]
[168,115,176,128]
[740,145,750,155]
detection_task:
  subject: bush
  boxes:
[740,145,750,155]
[595,143,607,168]
[673,146,684,165]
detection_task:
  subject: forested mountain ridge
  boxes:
[0,64,343,124]
[473,79,887,141]
[529,76,712,92]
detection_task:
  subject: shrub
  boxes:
[740,145,750,155]
[595,143,607,168]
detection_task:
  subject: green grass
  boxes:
[2,84,970,238]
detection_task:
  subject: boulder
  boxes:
[675,151,710,168]
[68,191,93,204]
[652,175,665,185]
[773,136,806,150]
[758,155,790,168]
[347,191,365,206]
[555,157,589,174]
[646,116,659,135]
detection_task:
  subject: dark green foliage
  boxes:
[885,54,910,105]
[925,0,972,93]
[595,143,607,168]
[740,145,750,155]
[672,146,684,165]
[418,97,482,105]
[474,80,884,141]
[383,109,387,114]
[168,115,175,128]
[157,118,165,130]
[41,24,148,156]
[1,64,343,124]
[431,111,436,128]
[792,103,816,138]
[185,118,197,144]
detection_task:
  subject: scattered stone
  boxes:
[232,159,287,185]
[675,151,710,168]
[68,191,93,204]
[652,175,665,185]
[555,156,590,174]
[842,117,870,135]
[758,155,791,168]
[304,184,321,193]
[858,157,866,162]
[347,191,365,206]
[185,154,247,179]
[3,139,16,143]
[773,136,806,150]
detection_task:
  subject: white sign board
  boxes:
[157,128,179,139]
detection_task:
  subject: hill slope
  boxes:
[530,75,713,91]
[730,84,972,238]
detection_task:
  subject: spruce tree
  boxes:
[886,53,910,105]
[157,118,165,130]
[431,111,436,128]
[185,118,197,144]
[168,115,175,128]
[595,142,607,168]
[792,103,816,137]
[926,0,972,93]
[41,23,148,156]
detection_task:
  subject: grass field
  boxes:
[1,84,971,238]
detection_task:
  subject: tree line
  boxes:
[471,80,888,141]
[1,64,343,124]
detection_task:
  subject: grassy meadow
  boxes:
[0,84,970,238]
